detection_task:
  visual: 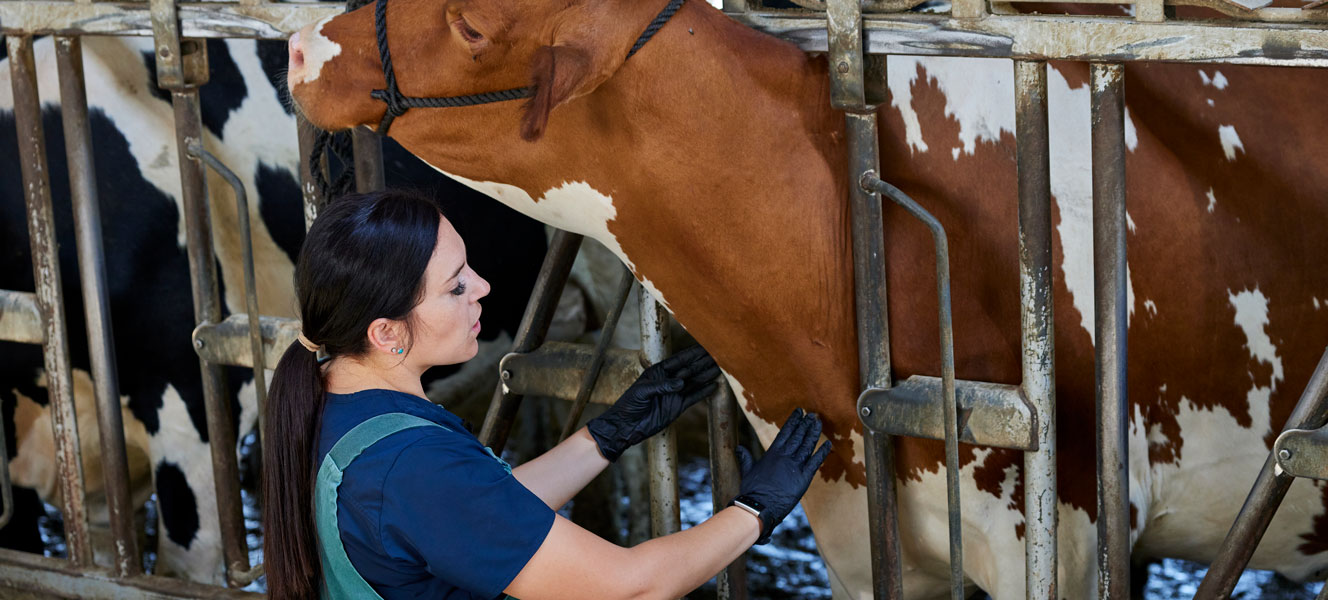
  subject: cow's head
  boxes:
[287,0,646,142]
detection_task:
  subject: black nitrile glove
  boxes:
[587,345,720,462]
[731,409,832,544]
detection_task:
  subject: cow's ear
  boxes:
[520,44,593,141]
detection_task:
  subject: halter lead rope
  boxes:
[311,0,686,200]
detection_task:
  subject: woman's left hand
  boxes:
[586,345,720,462]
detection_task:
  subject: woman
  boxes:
[262,190,830,600]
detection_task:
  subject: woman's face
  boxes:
[406,217,490,366]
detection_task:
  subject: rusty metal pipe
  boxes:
[709,381,748,600]
[8,34,94,567]
[351,128,385,193]
[844,111,903,600]
[55,34,142,576]
[640,290,681,537]
[185,140,267,447]
[1090,62,1130,600]
[297,115,325,231]
[1015,59,1058,600]
[862,172,962,600]
[559,265,636,442]
[170,88,252,586]
[479,230,583,452]
[1195,346,1328,599]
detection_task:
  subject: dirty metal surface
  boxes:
[859,376,1038,451]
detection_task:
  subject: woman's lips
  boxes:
[471,319,481,334]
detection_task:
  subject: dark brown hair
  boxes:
[262,190,442,599]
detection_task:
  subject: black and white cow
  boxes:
[0,36,546,582]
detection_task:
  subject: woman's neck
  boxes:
[322,355,428,399]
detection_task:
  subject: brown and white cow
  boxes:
[286,0,1328,596]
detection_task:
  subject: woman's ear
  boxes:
[366,317,408,355]
[520,44,594,142]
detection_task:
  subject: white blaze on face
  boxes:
[426,166,675,311]
[1047,65,1137,343]
[886,56,1014,157]
[1219,125,1245,161]
[289,17,341,85]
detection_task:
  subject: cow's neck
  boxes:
[400,1,867,484]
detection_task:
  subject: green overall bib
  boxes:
[314,412,516,600]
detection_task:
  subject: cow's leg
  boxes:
[147,375,258,584]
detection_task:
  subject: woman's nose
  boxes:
[475,275,492,300]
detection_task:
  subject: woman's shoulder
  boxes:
[318,389,473,461]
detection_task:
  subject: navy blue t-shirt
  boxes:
[316,389,555,599]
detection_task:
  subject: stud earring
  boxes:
[394,347,404,355]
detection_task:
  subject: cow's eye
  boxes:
[453,18,484,44]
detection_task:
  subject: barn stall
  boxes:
[0,0,1326,597]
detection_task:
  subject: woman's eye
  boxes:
[450,282,467,296]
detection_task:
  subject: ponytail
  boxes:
[262,341,327,600]
[258,190,442,599]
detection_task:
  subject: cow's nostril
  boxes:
[288,32,305,70]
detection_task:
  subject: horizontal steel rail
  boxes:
[0,548,262,600]
[732,12,1328,66]
[0,289,45,344]
[498,341,647,406]
[193,314,301,370]
[859,376,1036,451]
[0,1,343,38]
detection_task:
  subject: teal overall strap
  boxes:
[316,413,450,599]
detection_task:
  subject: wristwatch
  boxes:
[729,494,765,520]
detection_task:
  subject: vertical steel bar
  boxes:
[297,115,325,231]
[845,113,904,600]
[8,35,94,567]
[1090,62,1130,600]
[640,290,680,537]
[351,128,385,193]
[559,266,636,443]
[862,174,962,600]
[478,230,584,452]
[55,35,141,577]
[1195,346,1328,599]
[186,141,267,448]
[709,381,748,600]
[170,89,252,585]
[1015,59,1058,600]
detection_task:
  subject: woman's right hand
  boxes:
[731,408,832,544]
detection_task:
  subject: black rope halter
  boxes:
[310,0,685,200]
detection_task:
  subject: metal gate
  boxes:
[1,0,1327,598]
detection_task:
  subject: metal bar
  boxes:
[726,13,1328,66]
[55,34,141,577]
[1090,62,1129,600]
[1195,346,1328,599]
[351,128,385,193]
[8,34,94,568]
[297,115,325,232]
[861,173,962,600]
[185,140,267,449]
[1015,58,1058,600]
[497,342,646,405]
[0,289,45,344]
[860,376,1035,450]
[640,288,680,537]
[170,88,252,587]
[478,230,584,452]
[708,381,748,600]
[0,2,344,39]
[193,314,301,370]
[559,265,636,442]
[0,548,263,600]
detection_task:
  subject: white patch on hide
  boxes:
[427,167,674,311]
[148,384,226,584]
[1207,188,1217,213]
[1199,70,1212,86]
[290,17,341,85]
[1219,125,1245,161]
[1125,106,1138,152]
[1144,299,1157,317]
[1048,65,1136,344]
[1207,98,1215,107]
[886,56,1014,156]
[1212,71,1229,90]
[1228,287,1284,386]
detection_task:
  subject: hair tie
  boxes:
[297,332,320,353]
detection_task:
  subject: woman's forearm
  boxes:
[512,427,610,509]
[624,507,762,599]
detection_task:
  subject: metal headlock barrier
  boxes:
[0,0,1325,597]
